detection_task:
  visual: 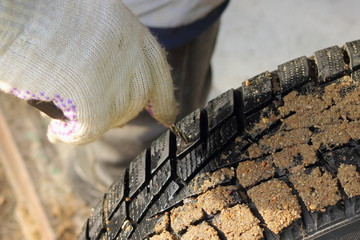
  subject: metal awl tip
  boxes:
[170,124,189,144]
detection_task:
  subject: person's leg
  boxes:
[69,20,221,204]
[169,20,220,119]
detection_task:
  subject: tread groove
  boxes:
[307,57,319,85]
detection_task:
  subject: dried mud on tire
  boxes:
[80,41,360,240]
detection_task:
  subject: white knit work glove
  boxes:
[0,0,178,144]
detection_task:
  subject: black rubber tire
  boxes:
[79,40,360,240]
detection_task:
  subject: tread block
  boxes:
[343,197,360,216]
[130,215,161,240]
[345,40,360,70]
[278,56,311,93]
[147,181,182,217]
[206,116,238,158]
[241,71,273,114]
[177,115,237,183]
[128,188,150,224]
[117,220,134,239]
[129,161,172,222]
[149,161,172,197]
[129,150,148,197]
[278,219,304,240]
[175,109,201,156]
[129,229,141,240]
[344,198,358,216]
[310,204,346,230]
[206,89,235,131]
[148,180,210,219]
[177,144,207,182]
[176,116,238,181]
[151,131,171,173]
[314,46,347,84]
[104,170,126,220]
[106,201,126,240]
[205,137,248,171]
[355,197,360,214]
[88,200,105,240]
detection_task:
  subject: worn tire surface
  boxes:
[79,40,360,240]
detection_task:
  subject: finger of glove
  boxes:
[143,34,178,127]
[110,58,152,128]
[47,46,153,144]
[46,105,111,145]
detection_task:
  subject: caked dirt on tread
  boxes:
[213,204,263,240]
[337,164,360,198]
[247,179,302,234]
[149,76,360,239]
[181,222,220,240]
[153,212,170,234]
[289,166,341,212]
[236,157,275,188]
[149,231,177,240]
[189,168,235,194]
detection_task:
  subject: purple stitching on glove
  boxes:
[146,101,154,117]
[9,87,78,136]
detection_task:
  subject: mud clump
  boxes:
[195,185,239,215]
[236,157,275,188]
[272,144,317,170]
[258,128,313,153]
[182,222,220,240]
[189,168,235,195]
[311,123,351,149]
[346,121,360,140]
[170,202,204,234]
[337,164,360,198]
[154,213,170,234]
[247,127,313,158]
[214,204,263,240]
[247,144,265,159]
[246,105,281,137]
[170,185,240,234]
[150,231,178,240]
[289,166,341,212]
[321,75,359,106]
[247,179,301,234]
[279,91,327,117]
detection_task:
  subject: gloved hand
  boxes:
[0,0,177,144]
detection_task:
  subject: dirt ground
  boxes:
[0,160,22,240]
[0,92,90,239]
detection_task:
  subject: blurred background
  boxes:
[211,0,360,99]
[1,0,360,239]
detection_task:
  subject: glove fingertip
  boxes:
[146,99,178,128]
